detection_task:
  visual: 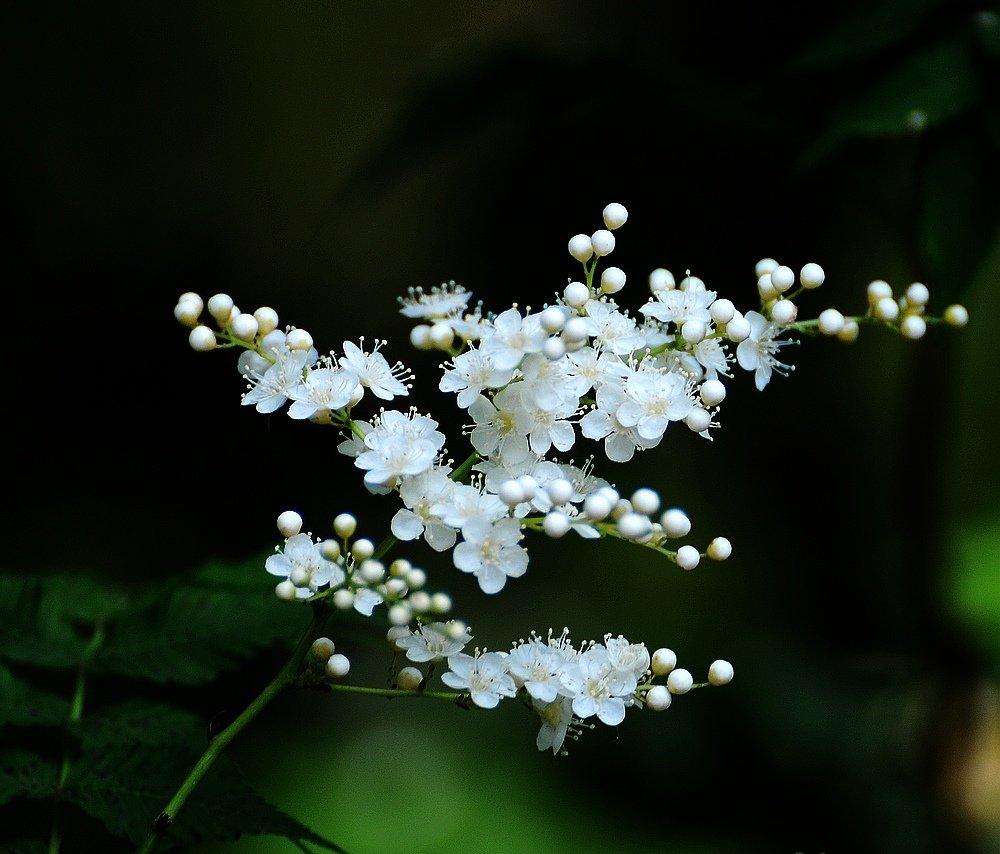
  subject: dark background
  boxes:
[3,1,998,852]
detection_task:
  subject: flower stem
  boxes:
[136,605,329,854]
[48,621,105,854]
[327,683,465,703]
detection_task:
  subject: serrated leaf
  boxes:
[807,40,979,163]
[0,665,69,727]
[65,701,342,850]
[0,749,57,807]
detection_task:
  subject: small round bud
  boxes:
[685,407,711,433]
[649,268,675,292]
[431,592,452,614]
[546,478,574,506]
[410,324,433,350]
[600,266,626,294]
[207,293,234,324]
[231,313,259,341]
[660,509,691,538]
[726,313,750,343]
[602,202,628,230]
[757,274,777,301]
[325,653,350,679]
[708,659,734,686]
[445,620,468,641]
[667,668,693,694]
[900,314,926,340]
[276,510,303,538]
[286,328,313,351]
[174,300,202,327]
[332,589,355,610]
[944,304,969,328]
[260,329,286,354]
[409,591,431,614]
[563,281,590,308]
[770,299,797,325]
[499,479,525,507]
[590,229,615,257]
[568,234,594,263]
[311,637,335,659]
[596,486,620,505]
[387,625,411,649]
[351,538,375,561]
[517,475,539,501]
[289,567,310,587]
[755,258,778,279]
[874,297,899,321]
[359,559,385,583]
[320,539,341,561]
[333,513,357,538]
[617,511,652,540]
[817,308,845,336]
[770,265,795,293]
[397,666,423,691]
[384,577,407,598]
[188,325,217,352]
[676,545,700,570]
[540,306,566,334]
[543,337,566,361]
[645,685,672,711]
[275,580,297,601]
[680,319,706,344]
[583,494,612,521]
[630,488,660,516]
[709,298,735,324]
[406,568,426,589]
[799,263,825,289]
[867,280,893,305]
[563,317,589,344]
[679,275,705,292]
[388,604,411,626]
[905,282,929,306]
[707,536,732,561]
[700,379,726,407]
[254,307,279,335]
[543,511,571,538]
[389,558,412,577]
[837,320,860,343]
[178,292,204,312]
[651,647,677,675]
[429,322,455,350]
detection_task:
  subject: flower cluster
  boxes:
[172,200,966,755]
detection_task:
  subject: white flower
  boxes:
[508,640,567,702]
[582,300,646,355]
[338,340,409,401]
[352,587,384,617]
[353,410,445,490]
[616,367,695,442]
[287,368,357,420]
[559,646,631,726]
[693,337,732,380]
[480,308,547,371]
[453,517,529,594]
[605,636,650,684]
[640,288,716,326]
[519,353,579,411]
[564,347,629,397]
[431,482,508,530]
[468,388,531,457]
[264,533,343,598]
[534,697,574,754]
[396,621,472,662]
[439,348,516,409]
[518,387,577,455]
[336,420,372,458]
[390,468,458,551]
[580,383,662,462]
[398,282,472,319]
[736,310,795,390]
[241,348,310,414]
[442,651,516,708]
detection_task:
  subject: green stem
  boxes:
[49,621,105,854]
[327,683,464,703]
[136,606,329,854]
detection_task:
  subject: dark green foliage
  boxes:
[0,666,69,727]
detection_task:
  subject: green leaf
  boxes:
[0,749,57,807]
[807,40,979,162]
[95,558,307,685]
[65,701,342,850]
[0,665,69,727]
[950,519,1000,669]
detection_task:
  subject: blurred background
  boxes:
[3,0,999,851]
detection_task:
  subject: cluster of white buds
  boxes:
[174,201,965,755]
[308,637,351,680]
[384,623,728,754]
[267,511,452,625]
